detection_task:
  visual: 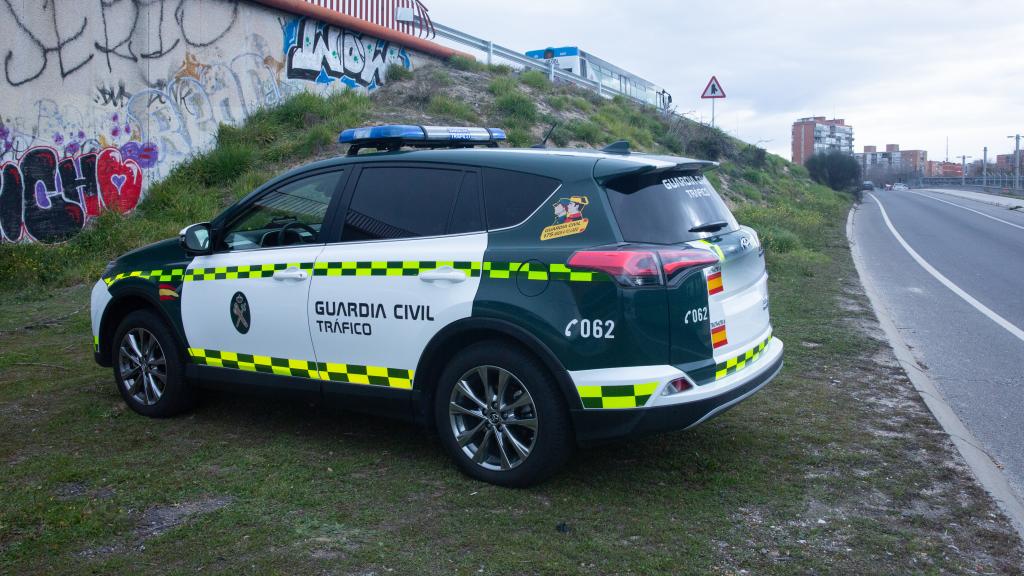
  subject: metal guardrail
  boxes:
[421,19,664,110]
[920,176,1021,191]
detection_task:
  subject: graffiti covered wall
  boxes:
[0,0,416,243]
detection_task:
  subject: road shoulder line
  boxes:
[847,203,1024,541]
[867,192,1024,343]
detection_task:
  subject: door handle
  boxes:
[273,267,308,281]
[419,267,467,284]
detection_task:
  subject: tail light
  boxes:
[568,246,719,287]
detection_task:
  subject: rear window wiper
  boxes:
[688,221,729,233]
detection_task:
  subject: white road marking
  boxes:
[907,190,1024,231]
[868,192,1024,344]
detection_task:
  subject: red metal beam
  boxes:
[252,0,469,60]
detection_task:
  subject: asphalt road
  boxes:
[852,187,1024,498]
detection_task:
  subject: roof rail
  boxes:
[339,125,507,156]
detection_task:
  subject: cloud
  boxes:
[429,0,1024,160]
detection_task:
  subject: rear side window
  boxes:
[482,168,561,229]
[448,172,484,235]
[341,167,464,241]
[604,170,738,244]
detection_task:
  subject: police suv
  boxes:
[91,125,783,486]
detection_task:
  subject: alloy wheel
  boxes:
[118,327,167,406]
[449,365,538,471]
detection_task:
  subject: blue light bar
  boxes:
[338,125,506,155]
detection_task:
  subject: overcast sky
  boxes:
[430,0,1024,162]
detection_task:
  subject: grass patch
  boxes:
[492,91,538,131]
[447,54,484,72]
[426,94,479,123]
[385,64,412,82]
[487,75,518,97]
[546,95,569,111]
[519,69,550,91]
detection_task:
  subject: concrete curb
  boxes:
[917,188,1024,210]
[846,203,1024,542]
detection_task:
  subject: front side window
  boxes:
[340,167,468,242]
[220,171,343,251]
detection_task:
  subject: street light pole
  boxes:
[957,155,972,187]
[1009,134,1021,191]
[983,146,987,188]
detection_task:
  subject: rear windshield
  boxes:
[604,170,738,244]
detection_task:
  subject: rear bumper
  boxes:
[569,349,782,444]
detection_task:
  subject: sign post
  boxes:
[700,76,726,128]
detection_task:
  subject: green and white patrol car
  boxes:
[91,125,783,486]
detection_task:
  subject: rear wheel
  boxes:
[434,341,573,487]
[113,309,194,417]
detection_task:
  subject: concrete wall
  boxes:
[0,0,418,244]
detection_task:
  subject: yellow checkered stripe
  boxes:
[577,382,658,409]
[318,362,413,389]
[714,335,772,380]
[103,268,186,286]
[93,335,99,353]
[111,261,605,285]
[187,348,413,389]
[313,260,483,278]
[177,261,605,282]
[483,261,602,282]
[185,262,315,282]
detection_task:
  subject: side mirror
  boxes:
[179,222,212,255]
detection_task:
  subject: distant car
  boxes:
[861,181,874,191]
[892,183,909,191]
[884,184,892,190]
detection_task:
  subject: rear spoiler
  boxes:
[594,156,719,184]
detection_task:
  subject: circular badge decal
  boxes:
[230,291,251,334]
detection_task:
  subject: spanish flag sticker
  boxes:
[710,321,728,349]
[706,266,723,295]
[159,284,180,301]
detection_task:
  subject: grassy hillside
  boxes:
[1,61,1021,574]
[1,59,839,291]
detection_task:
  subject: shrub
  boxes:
[519,70,550,91]
[447,55,484,72]
[546,95,569,111]
[565,120,602,145]
[805,151,862,191]
[505,127,533,148]
[570,96,593,114]
[493,91,537,130]
[488,76,518,97]
[385,64,413,82]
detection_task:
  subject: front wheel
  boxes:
[434,341,573,487]
[113,309,195,418]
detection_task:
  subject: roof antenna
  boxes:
[532,122,558,149]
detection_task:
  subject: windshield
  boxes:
[604,170,739,244]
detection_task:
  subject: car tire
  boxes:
[434,341,573,487]
[112,309,195,418]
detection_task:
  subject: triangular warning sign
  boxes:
[701,76,726,99]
